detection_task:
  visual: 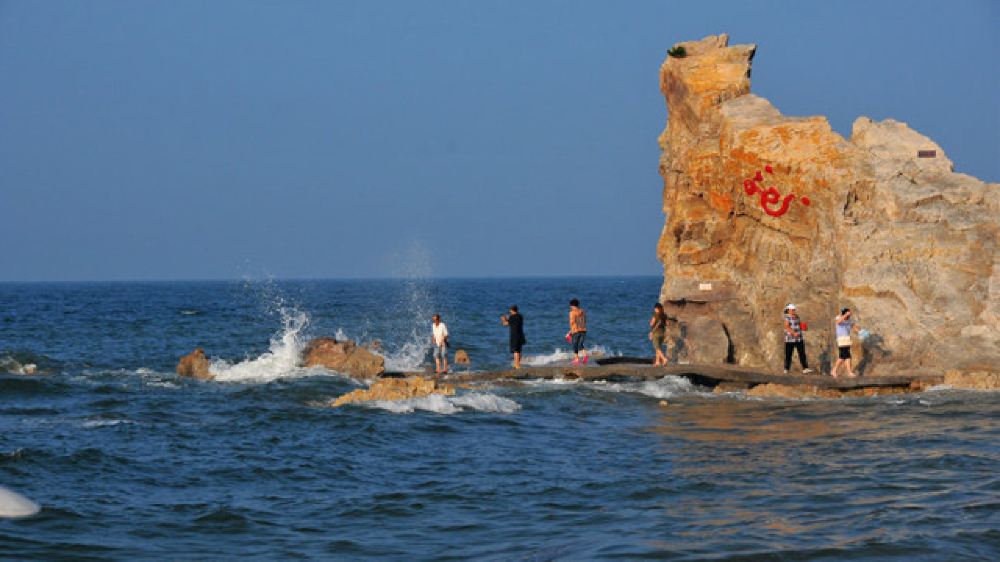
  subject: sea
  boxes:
[1,277,998,560]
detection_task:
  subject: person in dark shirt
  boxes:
[501,305,527,369]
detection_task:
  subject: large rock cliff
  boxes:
[657,34,999,376]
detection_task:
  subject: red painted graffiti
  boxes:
[742,167,810,217]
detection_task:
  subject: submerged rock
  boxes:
[747,383,841,400]
[302,337,385,379]
[657,34,999,378]
[176,347,212,380]
[454,349,470,364]
[330,376,455,407]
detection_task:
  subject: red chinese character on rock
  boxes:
[742,166,810,217]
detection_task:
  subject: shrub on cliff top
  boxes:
[668,45,687,58]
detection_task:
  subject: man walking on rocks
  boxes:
[783,304,813,374]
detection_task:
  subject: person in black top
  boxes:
[500,305,527,369]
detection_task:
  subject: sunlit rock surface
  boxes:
[302,337,385,379]
[176,347,212,380]
[330,376,456,407]
[657,34,999,377]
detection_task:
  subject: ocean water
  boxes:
[1,277,998,560]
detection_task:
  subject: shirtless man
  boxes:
[567,299,588,365]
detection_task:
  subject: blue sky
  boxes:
[1,0,996,281]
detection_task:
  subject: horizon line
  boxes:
[0,272,664,285]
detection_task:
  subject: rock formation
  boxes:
[657,34,999,376]
[301,337,385,379]
[330,376,455,407]
[176,347,212,380]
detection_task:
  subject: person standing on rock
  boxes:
[431,314,449,374]
[568,299,588,365]
[783,304,813,374]
[649,303,672,366]
[500,305,527,369]
[831,307,859,378]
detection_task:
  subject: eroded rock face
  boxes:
[657,34,999,376]
[302,337,385,379]
[330,376,455,407]
[176,347,212,380]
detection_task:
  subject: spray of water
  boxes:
[381,239,437,371]
[210,307,311,383]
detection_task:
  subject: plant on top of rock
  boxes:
[667,45,687,58]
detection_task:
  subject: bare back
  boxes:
[570,308,587,333]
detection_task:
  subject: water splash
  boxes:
[381,239,437,372]
[210,307,312,383]
[591,375,698,399]
[522,345,618,367]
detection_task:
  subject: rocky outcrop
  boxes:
[657,34,999,377]
[330,376,456,407]
[176,347,212,380]
[302,337,385,379]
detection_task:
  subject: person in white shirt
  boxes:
[431,314,449,374]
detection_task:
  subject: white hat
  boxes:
[785,303,796,310]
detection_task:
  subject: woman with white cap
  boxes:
[783,304,813,374]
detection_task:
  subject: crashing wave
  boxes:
[209,308,313,383]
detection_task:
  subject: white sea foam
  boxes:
[521,345,617,367]
[0,486,40,518]
[82,419,136,428]
[362,392,521,415]
[210,308,313,383]
[0,356,38,375]
[589,375,698,399]
[145,381,180,389]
